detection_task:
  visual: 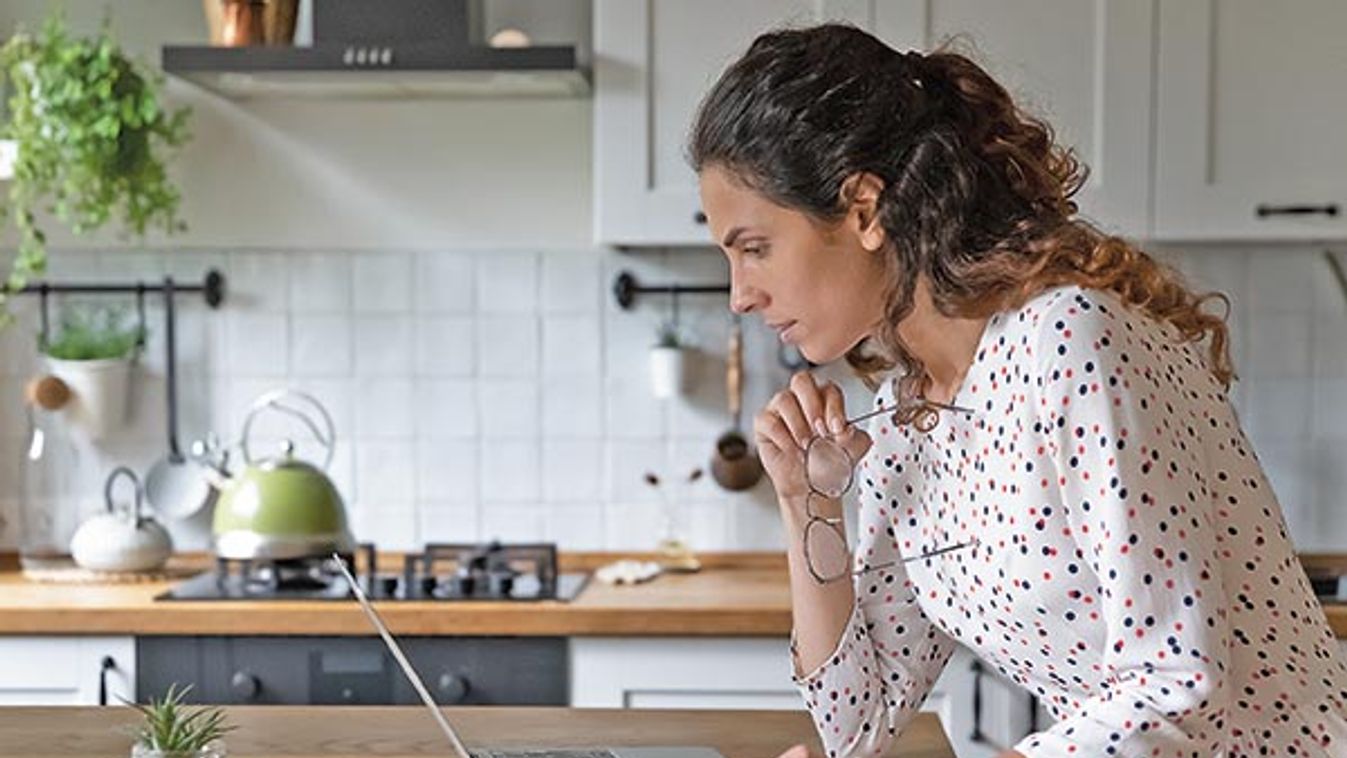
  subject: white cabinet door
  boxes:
[570,637,801,710]
[0,636,135,705]
[1154,0,1347,240]
[872,0,1154,239]
[570,637,1008,754]
[593,0,870,247]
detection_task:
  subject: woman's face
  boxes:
[698,164,890,364]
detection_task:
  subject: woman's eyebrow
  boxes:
[722,226,751,247]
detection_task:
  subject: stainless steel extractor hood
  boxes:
[161,0,589,99]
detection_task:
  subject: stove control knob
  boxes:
[437,673,471,703]
[420,576,439,597]
[378,575,400,598]
[230,671,260,701]
[341,687,357,702]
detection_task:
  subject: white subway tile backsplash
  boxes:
[542,439,603,504]
[542,315,601,378]
[354,315,414,376]
[480,504,547,543]
[419,503,481,543]
[291,314,353,377]
[477,253,538,314]
[416,439,478,504]
[541,376,603,438]
[1242,379,1312,441]
[354,378,414,438]
[477,315,538,377]
[1245,250,1318,314]
[416,252,475,313]
[13,241,1340,554]
[607,439,667,504]
[1312,380,1347,441]
[417,317,475,376]
[478,380,540,439]
[480,439,540,504]
[1244,313,1312,379]
[353,252,413,314]
[542,254,602,314]
[354,439,417,504]
[546,505,606,550]
[289,252,352,313]
[225,312,289,378]
[229,252,289,312]
[416,379,478,439]
[604,373,666,439]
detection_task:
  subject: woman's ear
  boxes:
[841,172,887,252]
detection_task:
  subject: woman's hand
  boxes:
[775,744,813,758]
[755,371,872,504]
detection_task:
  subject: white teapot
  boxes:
[71,467,173,573]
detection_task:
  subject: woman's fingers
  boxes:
[775,744,813,758]
[754,408,798,461]
[820,381,846,435]
[789,371,827,437]
[769,387,814,449]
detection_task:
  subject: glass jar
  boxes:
[17,380,84,571]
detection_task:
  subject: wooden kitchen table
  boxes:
[0,706,955,758]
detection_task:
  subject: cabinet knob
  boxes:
[341,687,357,702]
[693,210,708,225]
[437,672,471,703]
[230,671,260,701]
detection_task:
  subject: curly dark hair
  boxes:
[687,23,1233,399]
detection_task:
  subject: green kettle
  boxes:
[211,388,355,560]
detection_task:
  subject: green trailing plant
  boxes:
[126,684,234,756]
[42,301,145,360]
[0,10,191,325]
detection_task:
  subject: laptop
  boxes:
[331,555,726,758]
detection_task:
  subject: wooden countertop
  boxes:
[0,552,794,637]
[2,551,1345,638]
[0,705,955,758]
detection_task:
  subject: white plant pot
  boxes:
[45,356,134,441]
[649,346,689,399]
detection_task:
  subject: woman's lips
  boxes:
[772,320,798,342]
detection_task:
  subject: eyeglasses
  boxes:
[802,397,977,584]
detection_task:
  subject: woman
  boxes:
[688,23,1347,758]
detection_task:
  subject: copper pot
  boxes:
[204,0,298,46]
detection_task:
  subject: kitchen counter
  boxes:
[0,552,793,636]
[2,551,1345,638]
[0,705,955,757]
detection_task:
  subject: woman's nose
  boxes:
[729,283,759,315]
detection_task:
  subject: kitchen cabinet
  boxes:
[1153,0,1347,240]
[869,0,1153,238]
[593,0,870,247]
[593,0,1152,246]
[570,638,1025,757]
[0,636,134,705]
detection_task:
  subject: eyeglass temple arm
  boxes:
[844,399,975,427]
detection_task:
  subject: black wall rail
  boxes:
[612,269,729,310]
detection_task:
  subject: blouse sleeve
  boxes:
[791,408,957,758]
[1016,292,1231,757]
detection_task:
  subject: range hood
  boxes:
[161,1,588,99]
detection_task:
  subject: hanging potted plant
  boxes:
[42,302,145,440]
[649,318,691,399]
[0,10,191,325]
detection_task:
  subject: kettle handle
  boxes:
[240,388,336,470]
[104,466,145,526]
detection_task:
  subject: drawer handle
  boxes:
[98,656,116,706]
[1255,203,1340,218]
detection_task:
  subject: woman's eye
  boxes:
[741,244,768,257]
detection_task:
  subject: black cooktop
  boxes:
[156,541,590,603]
